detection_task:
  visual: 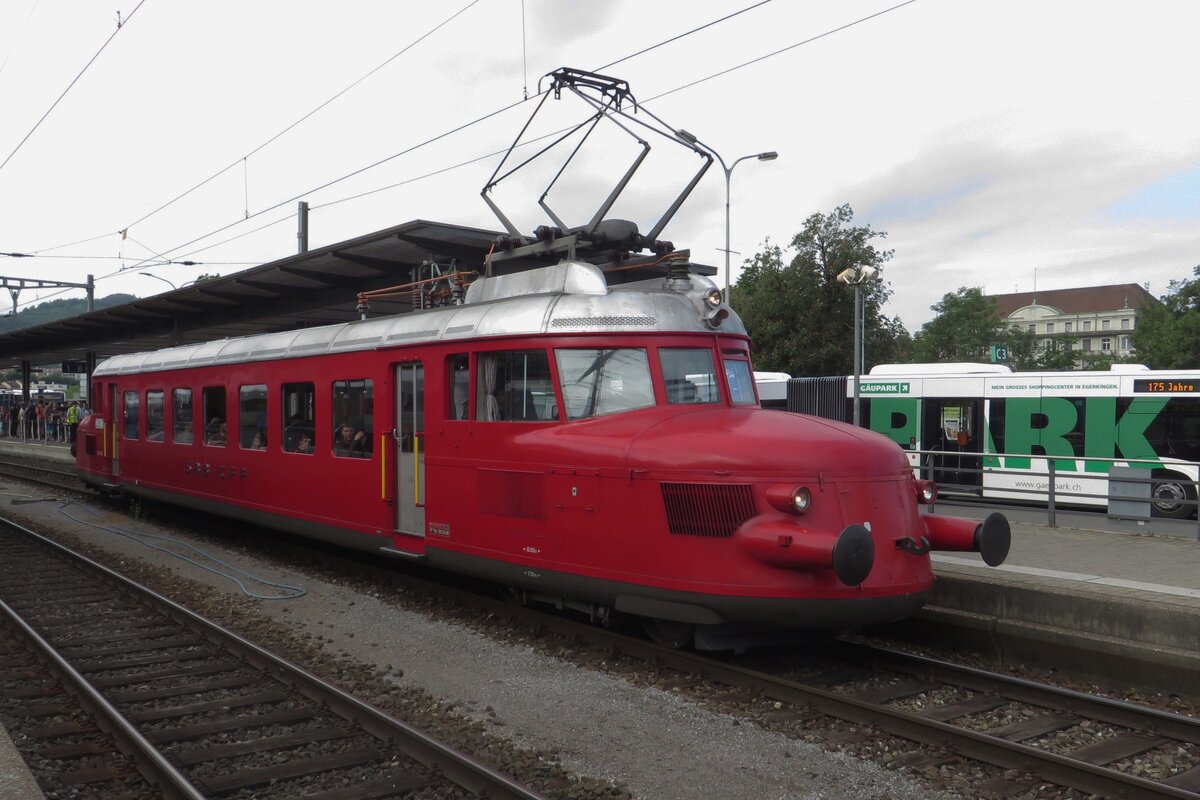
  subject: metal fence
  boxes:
[907,447,1200,537]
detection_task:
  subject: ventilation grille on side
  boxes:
[660,483,757,537]
[478,469,544,519]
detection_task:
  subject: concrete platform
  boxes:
[905,509,1200,697]
[0,724,44,800]
[0,436,73,464]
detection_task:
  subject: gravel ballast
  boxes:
[0,485,963,800]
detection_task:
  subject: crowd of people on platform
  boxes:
[0,398,89,443]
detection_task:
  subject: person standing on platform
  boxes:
[66,400,80,444]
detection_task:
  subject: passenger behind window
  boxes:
[251,430,266,450]
[283,414,308,451]
[295,432,314,454]
[334,423,370,458]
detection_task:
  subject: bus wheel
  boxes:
[1151,473,1195,519]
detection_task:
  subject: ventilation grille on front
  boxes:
[660,483,757,537]
[478,469,545,519]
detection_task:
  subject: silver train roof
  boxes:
[93,261,747,377]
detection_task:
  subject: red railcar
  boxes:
[77,260,1008,646]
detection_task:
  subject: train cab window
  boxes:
[332,379,373,458]
[477,350,554,422]
[123,391,140,440]
[448,354,469,420]
[240,385,268,450]
[659,348,720,404]
[555,348,653,420]
[146,391,165,442]
[723,359,756,405]
[172,389,194,444]
[202,386,227,447]
[282,382,316,454]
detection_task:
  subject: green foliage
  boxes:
[911,288,1007,362]
[0,294,137,334]
[1133,266,1200,369]
[734,204,908,377]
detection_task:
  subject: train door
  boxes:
[394,362,425,537]
[921,397,983,492]
[108,382,120,476]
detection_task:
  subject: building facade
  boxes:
[988,283,1159,365]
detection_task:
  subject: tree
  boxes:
[1133,266,1200,368]
[734,205,908,377]
[911,288,1007,362]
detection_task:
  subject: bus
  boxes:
[753,371,791,409]
[779,363,1200,519]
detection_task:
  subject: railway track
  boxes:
[259,542,1200,800]
[0,453,82,494]
[0,518,546,800]
[3,448,1196,798]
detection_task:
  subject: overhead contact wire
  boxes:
[118,0,485,234]
[0,0,148,177]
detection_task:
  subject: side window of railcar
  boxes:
[172,389,193,444]
[240,385,268,450]
[659,348,720,404]
[722,355,756,405]
[448,354,469,420]
[477,350,554,422]
[202,386,227,447]
[555,348,653,420]
[332,379,373,458]
[123,391,139,440]
[146,391,165,442]
[282,382,315,454]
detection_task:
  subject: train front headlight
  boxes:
[767,484,812,514]
[914,479,938,505]
[704,288,723,309]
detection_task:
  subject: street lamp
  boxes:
[141,273,178,291]
[836,265,880,427]
[142,273,200,292]
[676,130,778,304]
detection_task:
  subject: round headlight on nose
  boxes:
[767,484,813,514]
[914,479,938,505]
[704,288,723,309]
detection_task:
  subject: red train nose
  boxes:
[735,517,875,586]
[921,511,1011,566]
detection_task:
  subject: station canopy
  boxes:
[0,218,713,370]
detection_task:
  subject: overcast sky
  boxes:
[1,0,1197,331]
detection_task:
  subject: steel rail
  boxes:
[321,554,1200,800]
[1,517,548,800]
[0,594,206,800]
[853,641,1200,744]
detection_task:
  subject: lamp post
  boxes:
[141,273,178,291]
[675,130,777,304]
[142,274,200,292]
[836,265,880,427]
